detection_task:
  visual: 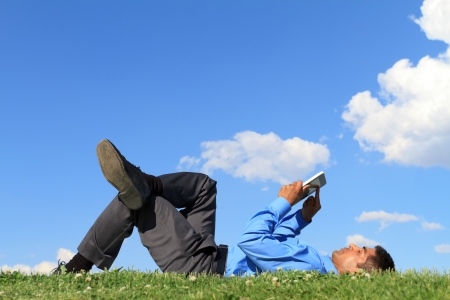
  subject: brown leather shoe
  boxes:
[96,139,150,210]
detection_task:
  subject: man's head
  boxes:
[331,244,395,274]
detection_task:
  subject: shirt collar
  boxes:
[321,255,339,275]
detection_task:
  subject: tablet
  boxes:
[302,171,326,199]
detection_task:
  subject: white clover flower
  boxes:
[119,287,126,292]
[189,275,196,281]
[85,277,91,282]
[272,277,279,282]
[365,273,371,279]
[305,274,312,279]
[245,280,252,286]
[277,267,282,271]
[75,273,82,278]
[86,286,91,290]
[351,276,356,280]
[293,280,298,283]
[250,274,255,277]
[145,284,151,288]
[230,274,235,277]
[283,279,289,283]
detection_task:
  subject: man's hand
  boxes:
[277,180,309,207]
[301,187,321,222]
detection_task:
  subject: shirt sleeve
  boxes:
[237,197,323,272]
[272,208,310,240]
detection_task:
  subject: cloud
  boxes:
[57,248,75,262]
[319,136,329,143]
[0,248,75,275]
[176,156,201,171]
[421,221,444,231]
[346,234,379,247]
[412,0,450,44]
[435,244,450,253]
[0,262,57,274]
[355,210,419,230]
[177,131,330,184]
[355,211,444,232]
[1,264,33,274]
[342,0,450,168]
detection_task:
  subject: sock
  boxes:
[143,173,163,195]
[65,253,94,273]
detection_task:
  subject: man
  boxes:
[56,140,394,276]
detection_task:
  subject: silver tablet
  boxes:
[302,171,326,199]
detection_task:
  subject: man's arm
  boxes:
[272,209,309,240]
[272,183,321,239]
[237,182,324,272]
[278,180,321,222]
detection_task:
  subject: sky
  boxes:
[1,0,449,274]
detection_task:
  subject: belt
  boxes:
[215,244,228,277]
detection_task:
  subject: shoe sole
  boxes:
[96,139,146,210]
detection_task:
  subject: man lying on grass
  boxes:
[55,139,395,277]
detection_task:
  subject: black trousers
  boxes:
[78,172,219,273]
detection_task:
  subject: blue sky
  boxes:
[1,0,449,274]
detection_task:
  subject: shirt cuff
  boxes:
[269,197,292,220]
[296,209,311,229]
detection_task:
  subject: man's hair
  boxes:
[357,245,395,272]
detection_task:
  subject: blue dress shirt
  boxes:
[225,197,338,276]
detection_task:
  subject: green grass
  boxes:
[0,268,449,299]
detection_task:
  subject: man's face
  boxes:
[331,244,376,274]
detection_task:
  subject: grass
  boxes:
[0,268,449,299]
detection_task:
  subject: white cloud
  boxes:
[177,131,330,184]
[176,156,201,171]
[0,248,75,275]
[1,264,32,274]
[346,234,379,247]
[319,135,329,143]
[421,221,444,231]
[355,210,419,230]
[32,261,58,274]
[435,244,450,253]
[342,0,450,168]
[412,0,450,44]
[0,262,57,274]
[57,248,75,262]
[355,211,444,232]
[261,186,269,192]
